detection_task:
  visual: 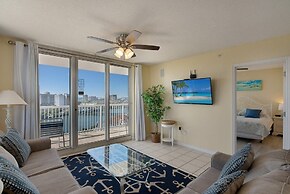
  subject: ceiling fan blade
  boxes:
[87,36,116,44]
[125,30,142,44]
[96,47,118,53]
[132,53,136,58]
[131,44,160,50]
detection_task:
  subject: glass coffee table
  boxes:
[87,144,155,193]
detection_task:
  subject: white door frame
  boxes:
[232,57,290,153]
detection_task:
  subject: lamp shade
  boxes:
[0,90,27,105]
[278,103,283,111]
[114,47,124,58]
[124,49,134,59]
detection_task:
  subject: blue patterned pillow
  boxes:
[0,156,39,194]
[219,143,254,178]
[204,170,246,194]
[245,109,262,118]
[0,129,31,167]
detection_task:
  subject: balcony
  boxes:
[40,104,129,148]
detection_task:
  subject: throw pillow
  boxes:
[244,109,262,118]
[0,146,19,168]
[0,156,39,194]
[204,170,246,194]
[0,179,3,194]
[0,129,31,167]
[219,143,254,178]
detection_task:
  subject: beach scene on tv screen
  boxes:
[172,78,212,104]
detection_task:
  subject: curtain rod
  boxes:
[8,40,133,66]
[8,40,28,46]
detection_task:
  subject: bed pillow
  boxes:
[204,170,246,194]
[0,129,31,167]
[245,108,262,118]
[219,143,254,178]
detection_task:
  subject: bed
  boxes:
[236,97,274,141]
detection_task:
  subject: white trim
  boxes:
[232,57,289,153]
[283,57,290,149]
[232,65,237,154]
[175,140,216,155]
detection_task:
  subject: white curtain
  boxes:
[134,64,146,141]
[13,41,39,140]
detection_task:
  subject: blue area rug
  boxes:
[63,148,195,194]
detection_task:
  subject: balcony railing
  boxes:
[40,104,129,135]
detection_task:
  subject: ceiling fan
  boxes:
[88,30,160,60]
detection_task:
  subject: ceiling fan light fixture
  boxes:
[114,47,124,58]
[124,48,134,59]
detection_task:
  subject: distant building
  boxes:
[83,94,88,102]
[88,96,97,102]
[54,94,65,106]
[64,93,70,105]
[110,95,117,101]
[40,92,55,106]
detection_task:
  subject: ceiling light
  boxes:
[124,49,134,59]
[114,47,124,58]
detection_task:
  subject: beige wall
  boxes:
[0,36,14,131]
[143,34,290,154]
[237,68,283,116]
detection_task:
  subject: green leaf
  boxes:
[142,85,171,133]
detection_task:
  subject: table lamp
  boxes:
[0,90,27,129]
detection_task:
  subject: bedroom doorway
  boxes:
[232,57,290,153]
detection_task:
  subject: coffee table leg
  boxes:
[120,177,125,194]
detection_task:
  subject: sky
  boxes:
[39,64,128,98]
[172,78,212,93]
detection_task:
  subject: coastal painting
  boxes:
[171,78,213,105]
[236,80,262,91]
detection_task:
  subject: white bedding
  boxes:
[236,116,273,140]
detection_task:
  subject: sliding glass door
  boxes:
[109,65,130,138]
[38,52,131,149]
[77,60,106,145]
[38,54,71,148]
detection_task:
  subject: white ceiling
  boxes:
[1,0,290,65]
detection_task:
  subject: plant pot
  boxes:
[151,133,161,143]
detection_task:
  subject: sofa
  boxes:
[1,137,97,194]
[179,149,290,194]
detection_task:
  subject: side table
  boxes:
[161,120,176,146]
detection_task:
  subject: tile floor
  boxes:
[123,140,212,177]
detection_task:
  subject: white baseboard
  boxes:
[175,140,216,155]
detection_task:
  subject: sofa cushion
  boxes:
[68,186,99,194]
[176,187,199,194]
[0,145,18,168]
[0,156,39,194]
[238,169,290,194]
[21,148,64,177]
[204,170,246,194]
[245,149,290,183]
[186,167,220,193]
[29,167,80,194]
[0,129,31,167]
[219,143,254,178]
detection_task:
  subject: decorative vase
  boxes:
[151,133,161,143]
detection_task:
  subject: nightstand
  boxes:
[273,116,283,136]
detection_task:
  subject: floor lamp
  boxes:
[0,90,27,129]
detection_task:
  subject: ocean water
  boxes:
[173,92,213,104]
[41,107,128,133]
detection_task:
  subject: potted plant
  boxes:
[142,85,170,143]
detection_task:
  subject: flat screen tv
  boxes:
[171,77,213,105]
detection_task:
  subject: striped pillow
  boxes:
[0,129,31,167]
[204,170,246,194]
[0,156,39,194]
[219,143,254,178]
